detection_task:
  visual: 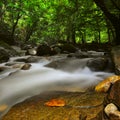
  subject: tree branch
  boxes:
[110,0,120,11]
[93,0,118,25]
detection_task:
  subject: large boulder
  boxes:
[45,57,91,72]
[36,44,56,56]
[87,57,109,71]
[107,80,120,109]
[92,78,120,120]
[0,41,18,56]
[0,41,18,63]
[60,43,77,53]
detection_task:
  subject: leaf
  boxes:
[95,75,120,92]
[44,99,65,107]
[0,104,8,112]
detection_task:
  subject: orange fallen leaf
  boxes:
[44,99,65,107]
[0,104,8,112]
[95,75,120,92]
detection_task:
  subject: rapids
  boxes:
[0,55,114,118]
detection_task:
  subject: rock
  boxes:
[45,58,90,72]
[14,58,27,62]
[87,57,108,71]
[111,46,120,74]
[10,63,31,70]
[0,48,9,63]
[12,63,25,69]
[37,44,56,56]
[0,66,9,72]
[107,80,120,108]
[93,78,120,120]
[67,52,89,58]
[2,91,105,120]
[0,41,18,56]
[26,56,41,63]
[21,63,31,70]
[52,46,61,54]
[11,46,21,52]
[26,48,37,55]
[95,75,120,93]
[61,43,77,53]
[104,103,120,116]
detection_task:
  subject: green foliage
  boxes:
[0,0,113,45]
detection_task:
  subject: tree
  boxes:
[93,0,120,45]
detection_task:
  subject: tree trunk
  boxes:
[94,0,120,45]
[107,28,111,43]
[11,12,21,37]
[25,21,38,42]
[71,26,76,44]
[98,30,101,43]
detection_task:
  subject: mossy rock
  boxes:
[0,41,18,56]
[0,49,9,63]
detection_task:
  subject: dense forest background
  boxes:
[0,0,120,46]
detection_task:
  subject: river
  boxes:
[0,54,114,118]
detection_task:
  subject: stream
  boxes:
[0,54,114,118]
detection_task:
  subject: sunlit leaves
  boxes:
[0,0,109,43]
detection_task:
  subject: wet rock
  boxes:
[90,111,104,120]
[26,56,41,63]
[95,75,120,93]
[12,63,25,69]
[8,63,31,70]
[2,91,105,120]
[0,48,9,63]
[14,58,27,62]
[0,66,9,72]
[26,48,37,55]
[67,52,89,58]
[107,80,120,108]
[104,103,120,119]
[21,63,31,70]
[111,46,120,74]
[93,79,120,120]
[87,57,108,71]
[67,51,106,59]
[0,41,18,57]
[45,58,90,72]
[61,43,77,53]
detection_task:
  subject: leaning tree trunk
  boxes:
[94,0,120,45]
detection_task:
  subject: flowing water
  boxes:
[0,55,114,118]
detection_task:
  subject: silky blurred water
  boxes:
[0,55,114,118]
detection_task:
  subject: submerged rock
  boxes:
[2,91,105,120]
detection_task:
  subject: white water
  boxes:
[0,55,114,117]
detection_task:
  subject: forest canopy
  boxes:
[0,0,120,45]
